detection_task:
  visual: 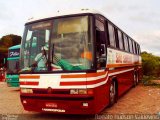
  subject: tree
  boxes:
[0,34,21,67]
[141,51,160,77]
[0,34,21,48]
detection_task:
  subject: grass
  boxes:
[141,75,160,88]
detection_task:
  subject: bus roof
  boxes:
[9,45,21,50]
[25,9,138,46]
[26,9,103,23]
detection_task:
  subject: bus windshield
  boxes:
[7,46,20,74]
[7,59,19,74]
[20,16,94,72]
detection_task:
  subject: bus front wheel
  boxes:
[109,81,116,106]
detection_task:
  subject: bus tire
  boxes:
[133,72,138,87]
[136,73,139,85]
[109,80,116,107]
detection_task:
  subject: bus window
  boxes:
[138,44,141,55]
[118,30,124,50]
[128,38,133,53]
[7,46,20,74]
[108,23,116,47]
[139,45,141,54]
[21,21,52,70]
[127,36,131,52]
[132,40,136,54]
[135,43,138,55]
[96,19,106,69]
[123,34,129,52]
[114,28,119,49]
[137,44,140,55]
[136,44,139,55]
[50,16,94,71]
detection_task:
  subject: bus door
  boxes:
[95,17,107,70]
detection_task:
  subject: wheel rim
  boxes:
[110,82,115,104]
[134,74,137,86]
[136,74,139,83]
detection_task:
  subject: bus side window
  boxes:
[138,44,141,55]
[123,34,129,52]
[132,40,136,54]
[127,36,131,53]
[117,30,124,50]
[136,44,139,55]
[139,45,141,54]
[135,43,138,55]
[128,38,133,53]
[137,44,139,55]
[114,28,119,49]
[95,19,107,69]
[134,43,137,54]
[108,23,116,48]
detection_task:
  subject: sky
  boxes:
[0,0,160,55]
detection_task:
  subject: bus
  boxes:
[6,45,20,87]
[0,68,5,82]
[19,9,142,114]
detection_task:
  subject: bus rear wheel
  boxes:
[109,81,116,106]
[133,73,138,87]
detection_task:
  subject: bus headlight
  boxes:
[70,89,93,95]
[70,89,78,94]
[21,88,33,93]
[78,89,87,94]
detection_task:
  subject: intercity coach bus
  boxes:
[19,9,142,114]
[6,45,20,87]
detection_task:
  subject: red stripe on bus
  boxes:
[87,71,106,77]
[60,75,108,86]
[107,64,134,68]
[60,81,86,86]
[108,67,134,74]
[20,82,39,86]
[61,71,106,79]
[61,74,86,79]
[19,75,40,79]
[87,75,108,85]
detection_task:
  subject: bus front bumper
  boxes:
[20,94,96,114]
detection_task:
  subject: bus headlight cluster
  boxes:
[70,89,93,95]
[6,78,11,81]
[21,88,33,93]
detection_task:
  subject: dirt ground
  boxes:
[103,84,160,114]
[0,82,160,120]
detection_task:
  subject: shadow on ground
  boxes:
[15,113,96,120]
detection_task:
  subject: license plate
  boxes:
[42,108,65,113]
[45,102,57,108]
